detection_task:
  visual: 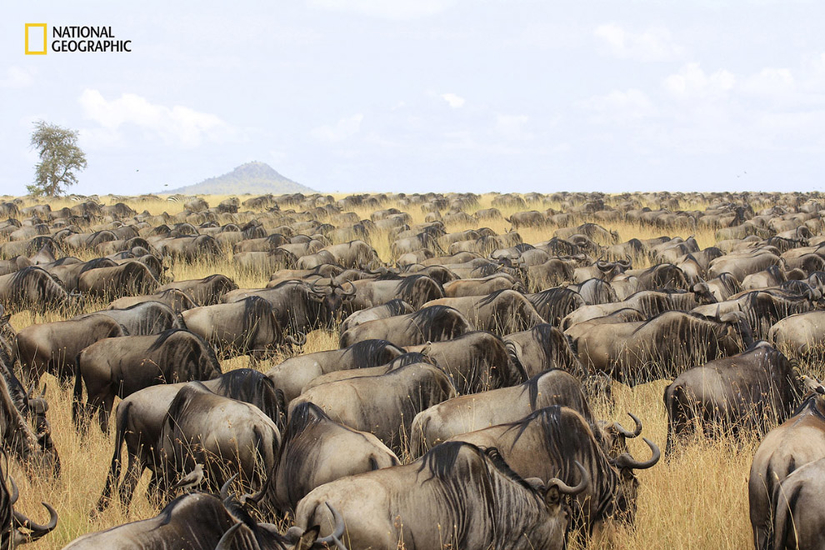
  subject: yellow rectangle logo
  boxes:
[25,23,47,55]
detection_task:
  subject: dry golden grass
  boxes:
[2,193,765,549]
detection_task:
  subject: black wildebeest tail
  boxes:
[96,400,132,513]
[71,352,86,431]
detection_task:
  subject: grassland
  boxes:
[1,192,805,549]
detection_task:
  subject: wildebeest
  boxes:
[422,289,547,336]
[338,305,473,348]
[664,342,810,453]
[770,456,825,550]
[224,280,355,336]
[410,369,592,456]
[72,329,223,433]
[404,331,520,394]
[338,299,414,335]
[289,362,456,452]
[568,310,752,384]
[0,451,58,547]
[17,315,126,385]
[156,274,238,305]
[266,339,406,403]
[77,301,182,336]
[68,490,338,550]
[769,310,825,358]
[96,369,285,513]
[292,441,586,550]
[251,402,399,515]
[504,324,588,380]
[109,288,198,313]
[749,390,825,550]
[158,383,281,500]
[0,266,79,314]
[182,296,301,359]
[77,260,160,299]
[346,274,444,311]
[449,406,660,539]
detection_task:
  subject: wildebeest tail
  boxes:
[771,480,803,550]
[71,352,85,429]
[97,400,132,511]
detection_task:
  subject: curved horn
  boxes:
[341,279,356,296]
[612,412,643,438]
[309,279,326,295]
[547,461,589,496]
[220,473,238,501]
[612,437,661,470]
[8,476,18,505]
[287,331,307,347]
[13,502,58,540]
[314,502,347,548]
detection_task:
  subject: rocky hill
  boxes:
[164,162,315,194]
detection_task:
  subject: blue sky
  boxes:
[2,1,824,195]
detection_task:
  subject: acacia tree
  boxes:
[28,121,87,197]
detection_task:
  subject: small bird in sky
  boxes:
[172,463,204,491]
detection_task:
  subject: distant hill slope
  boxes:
[164,162,316,195]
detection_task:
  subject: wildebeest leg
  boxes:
[117,452,144,512]
[97,393,115,434]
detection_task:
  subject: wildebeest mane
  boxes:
[241,296,274,336]
[478,288,511,308]
[343,339,404,367]
[527,288,582,322]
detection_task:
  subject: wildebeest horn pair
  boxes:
[611,437,661,470]
[287,332,308,347]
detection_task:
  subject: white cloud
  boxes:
[307,0,455,20]
[0,66,36,88]
[663,63,735,99]
[740,67,795,97]
[78,89,232,148]
[496,114,532,140]
[311,113,364,142]
[441,93,465,109]
[595,23,684,62]
[577,89,657,123]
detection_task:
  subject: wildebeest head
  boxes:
[607,437,661,523]
[0,451,58,547]
[307,279,356,326]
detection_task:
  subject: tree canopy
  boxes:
[28,121,87,197]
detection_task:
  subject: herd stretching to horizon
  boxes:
[0,190,824,548]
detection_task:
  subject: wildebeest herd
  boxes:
[1,191,825,549]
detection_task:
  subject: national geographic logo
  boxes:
[25,24,132,54]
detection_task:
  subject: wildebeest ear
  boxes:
[544,485,561,506]
[296,525,321,550]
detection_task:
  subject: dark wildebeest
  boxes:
[663,341,812,453]
[182,296,302,360]
[449,406,660,540]
[72,329,223,433]
[109,288,198,313]
[266,339,406,403]
[0,266,79,314]
[17,316,126,386]
[77,301,182,336]
[289,362,456,453]
[346,274,444,311]
[77,260,159,299]
[404,331,520,394]
[504,324,588,380]
[410,369,592,456]
[568,310,752,385]
[338,299,414,335]
[749,389,825,550]
[249,402,399,515]
[291,441,586,550]
[224,280,355,336]
[423,289,547,336]
[158,383,281,500]
[770,456,825,550]
[156,274,238,306]
[338,305,473,348]
[0,451,58,547]
[96,370,285,514]
[68,490,339,550]
[769,310,825,358]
